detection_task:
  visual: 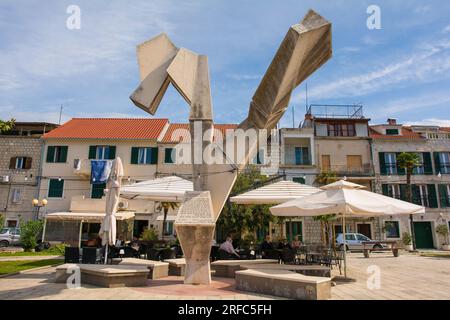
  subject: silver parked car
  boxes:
[0,228,21,247]
[336,233,385,251]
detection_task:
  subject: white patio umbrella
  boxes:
[270,180,425,277]
[99,157,124,264]
[230,180,320,241]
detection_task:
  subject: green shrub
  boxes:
[402,232,412,245]
[20,220,44,251]
[140,227,158,241]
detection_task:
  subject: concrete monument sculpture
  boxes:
[130,9,332,284]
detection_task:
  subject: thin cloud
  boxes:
[404,119,450,127]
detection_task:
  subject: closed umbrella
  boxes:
[99,157,124,264]
[270,180,425,277]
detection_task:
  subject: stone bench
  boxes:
[235,269,331,300]
[211,259,279,278]
[165,258,186,276]
[55,264,149,288]
[112,258,169,279]
[239,263,331,278]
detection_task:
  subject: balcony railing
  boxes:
[321,164,373,177]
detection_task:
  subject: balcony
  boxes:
[73,159,91,177]
[321,164,373,177]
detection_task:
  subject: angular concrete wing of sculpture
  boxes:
[240,9,332,130]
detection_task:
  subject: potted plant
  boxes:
[402,232,413,251]
[436,224,450,251]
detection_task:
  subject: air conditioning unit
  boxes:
[0,175,10,183]
[118,200,129,210]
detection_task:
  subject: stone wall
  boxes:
[0,136,43,225]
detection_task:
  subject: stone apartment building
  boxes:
[0,122,58,227]
[370,119,450,249]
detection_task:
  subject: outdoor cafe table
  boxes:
[362,240,399,258]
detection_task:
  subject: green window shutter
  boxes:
[46,146,55,163]
[165,148,174,164]
[427,184,438,208]
[48,179,64,198]
[399,184,408,201]
[381,184,389,196]
[91,183,106,199]
[438,185,448,208]
[131,147,139,164]
[88,146,96,159]
[434,152,442,174]
[412,185,421,205]
[108,146,116,159]
[378,153,386,175]
[396,153,406,175]
[150,147,158,164]
[60,146,68,163]
[423,152,433,175]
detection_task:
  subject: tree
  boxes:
[0,118,15,133]
[20,219,44,251]
[217,166,277,242]
[397,152,421,250]
[157,201,179,240]
[0,214,4,228]
[314,170,338,185]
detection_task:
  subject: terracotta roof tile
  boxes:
[161,123,238,143]
[369,127,424,140]
[43,118,169,140]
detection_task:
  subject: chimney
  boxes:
[387,118,397,125]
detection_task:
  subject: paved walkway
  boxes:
[0,255,63,262]
[0,252,448,300]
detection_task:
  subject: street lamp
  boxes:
[32,198,47,220]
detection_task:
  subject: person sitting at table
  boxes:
[260,235,274,252]
[291,236,302,249]
[219,237,240,259]
[278,238,292,250]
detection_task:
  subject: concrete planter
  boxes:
[404,244,414,251]
[441,244,450,251]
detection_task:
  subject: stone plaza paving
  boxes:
[0,252,449,300]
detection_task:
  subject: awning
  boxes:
[44,211,135,222]
[230,180,320,205]
[120,176,193,202]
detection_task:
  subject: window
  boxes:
[164,221,174,236]
[438,185,450,208]
[252,149,264,165]
[91,183,106,199]
[48,179,64,198]
[46,146,68,163]
[435,152,450,174]
[386,129,399,135]
[10,188,21,203]
[164,148,176,164]
[345,234,355,241]
[9,157,32,169]
[89,145,116,160]
[413,153,425,175]
[385,221,400,238]
[131,147,158,165]
[384,153,397,175]
[356,234,370,241]
[327,123,356,137]
[295,147,310,165]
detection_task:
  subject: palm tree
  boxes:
[157,201,179,240]
[397,152,421,250]
[0,118,15,133]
